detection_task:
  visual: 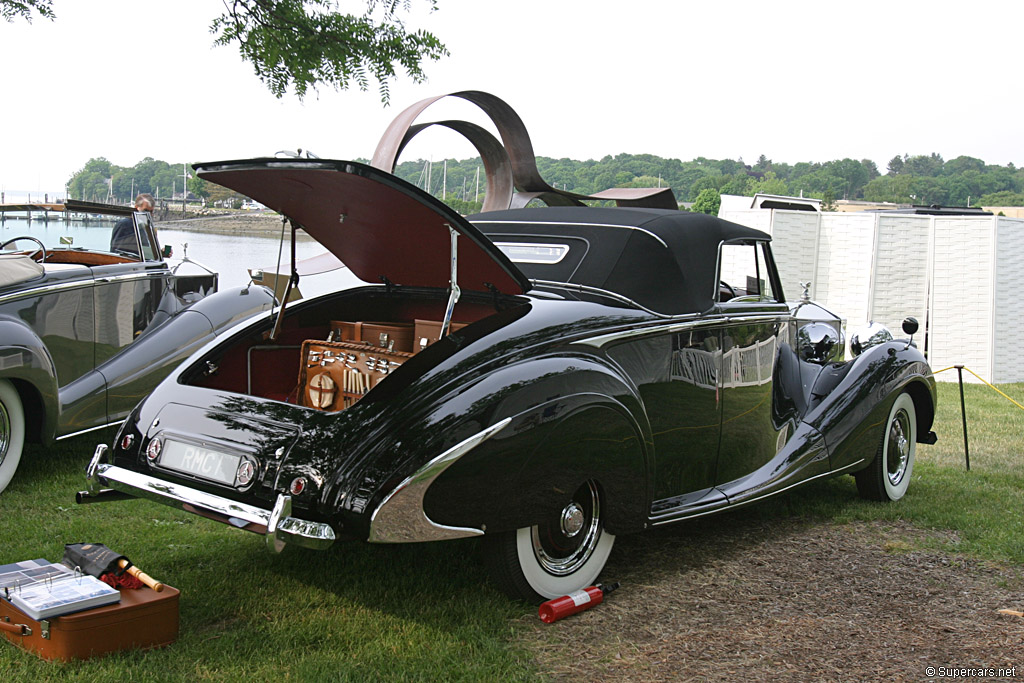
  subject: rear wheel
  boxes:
[855,392,916,501]
[0,380,26,494]
[485,480,615,602]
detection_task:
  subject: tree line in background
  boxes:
[65,152,1024,215]
[67,157,231,207]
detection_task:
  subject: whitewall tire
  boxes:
[856,392,916,502]
[486,480,615,602]
[0,380,26,494]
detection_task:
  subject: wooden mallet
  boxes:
[63,543,164,592]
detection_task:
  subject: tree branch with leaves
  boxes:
[211,0,448,102]
[2,0,447,103]
[1,0,53,22]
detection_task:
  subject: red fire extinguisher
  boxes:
[538,582,620,623]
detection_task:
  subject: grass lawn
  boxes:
[0,381,1021,679]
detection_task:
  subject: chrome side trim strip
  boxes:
[0,279,93,305]
[55,421,124,441]
[530,279,675,318]
[368,417,512,543]
[573,313,786,348]
[475,220,669,248]
[650,459,865,526]
[574,316,707,348]
[93,271,165,285]
[0,270,164,306]
[81,446,335,551]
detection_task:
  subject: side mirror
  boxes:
[902,317,919,336]
[162,244,173,258]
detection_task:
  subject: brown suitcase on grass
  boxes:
[0,585,179,661]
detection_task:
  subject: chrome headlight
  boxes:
[797,323,843,364]
[850,322,893,357]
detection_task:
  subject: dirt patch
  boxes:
[517,518,1023,681]
[156,212,290,235]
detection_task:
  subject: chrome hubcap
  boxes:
[887,408,911,486]
[532,481,602,576]
[560,502,585,537]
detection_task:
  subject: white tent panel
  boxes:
[870,215,931,335]
[993,217,1024,383]
[817,213,875,329]
[719,200,1024,383]
[767,210,820,300]
[928,218,994,381]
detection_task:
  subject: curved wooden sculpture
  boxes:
[371,90,677,211]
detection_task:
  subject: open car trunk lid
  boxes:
[194,158,529,297]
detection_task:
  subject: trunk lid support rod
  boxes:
[441,224,460,337]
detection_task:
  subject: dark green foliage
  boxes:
[66,159,241,205]
[67,150,1024,211]
[210,0,448,102]
[0,0,53,22]
[6,0,446,103]
[691,188,721,215]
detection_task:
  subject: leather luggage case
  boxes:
[330,320,414,353]
[414,319,468,352]
[299,340,413,411]
[0,585,179,661]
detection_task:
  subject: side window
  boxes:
[718,241,778,302]
[135,213,159,261]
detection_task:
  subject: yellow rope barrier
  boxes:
[932,366,1024,412]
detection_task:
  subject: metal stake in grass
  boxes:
[955,365,970,471]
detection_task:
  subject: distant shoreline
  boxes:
[156,211,300,236]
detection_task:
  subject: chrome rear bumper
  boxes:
[78,445,335,552]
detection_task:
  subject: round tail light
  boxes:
[146,438,162,462]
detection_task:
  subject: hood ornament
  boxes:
[800,281,812,303]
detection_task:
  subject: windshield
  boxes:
[0,209,158,261]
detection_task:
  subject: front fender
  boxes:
[179,284,276,334]
[804,341,935,472]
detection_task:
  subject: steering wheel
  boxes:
[0,236,47,263]
[719,280,736,301]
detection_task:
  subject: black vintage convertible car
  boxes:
[80,159,937,602]
[0,200,275,494]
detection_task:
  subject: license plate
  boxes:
[159,439,241,485]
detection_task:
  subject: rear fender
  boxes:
[98,285,275,424]
[0,317,58,442]
[419,356,651,537]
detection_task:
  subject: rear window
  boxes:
[494,242,570,264]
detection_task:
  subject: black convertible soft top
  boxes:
[471,207,770,315]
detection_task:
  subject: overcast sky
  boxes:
[2,0,1020,197]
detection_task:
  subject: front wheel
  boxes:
[485,480,615,602]
[0,380,26,494]
[855,392,916,501]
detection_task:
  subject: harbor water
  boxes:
[0,216,362,298]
